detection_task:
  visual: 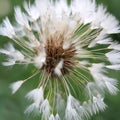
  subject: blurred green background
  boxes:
[0,0,120,120]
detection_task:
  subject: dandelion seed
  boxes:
[92,94,107,114]
[0,43,25,65]
[40,99,50,119]
[49,114,55,120]
[15,7,31,30]
[54,59,64,76]
[34,48,46,69]
[0,0,120,119]
[10,80,24,94]
[65,95,82,120]
[23,1,40,21]
[106,50,120,64]
[26,87,44,106]
[0,17,15,38]
[25,103,38,115]
[106,64,120,70]
[55,114,61,120]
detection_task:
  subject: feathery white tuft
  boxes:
[71,0,96,24]
[25,87,44,114]
[0,43,24,66]
[89,64,119,95]
[83,101,93,116]
[24,2,40,21]
[0,17,15,38]
[40,99,50,119]
[97,38,113,45]
[55,114,61,120]
[102,76,119,95]
[66,95,81,120]
[49,114,55,120]
[26,87,44,106]
[79,105,90,119]
[15,7,31,30]
[92,94,107,114]
[89,63,105,82]
[100,14,120,34]
[49,114,60,120]
[10,80,24,94]
[108,42,120,51]
[34,48,46,69]
[2,60,15,66]
[35,0,50,16]
[85,82,101,98]
[106,64,120,70]
[25,103,39,115]
[54,59,64,76]
[106,50,120,64]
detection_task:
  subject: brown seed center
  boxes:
[42,34,76,77]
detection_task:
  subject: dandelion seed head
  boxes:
[0,0,120,119]
[40,34,77,77]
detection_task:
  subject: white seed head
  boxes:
[15,7,31,30]
[55,114,61,120]
[102,76,119,95]
[2,60,15,66]
[0,43,24,66]
[49,114,55,120]
[40,99,50,119]
[54,59,64,76]
[66,95,81,120]
[10,80,24,94]
[106,64,120,70]
[92,95,107,114]
[108,42,120,51]
[0,0,120,119]
[24,2,40,21]
[106,50,120,64]
[0,17,15,38]
[25,103,38,115]
[26,87,44,106]
[34,48,46,69]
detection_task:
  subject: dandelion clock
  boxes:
[0,0,120,120]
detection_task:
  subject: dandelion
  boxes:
[10,80,24,94]
[0,0,120,119]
